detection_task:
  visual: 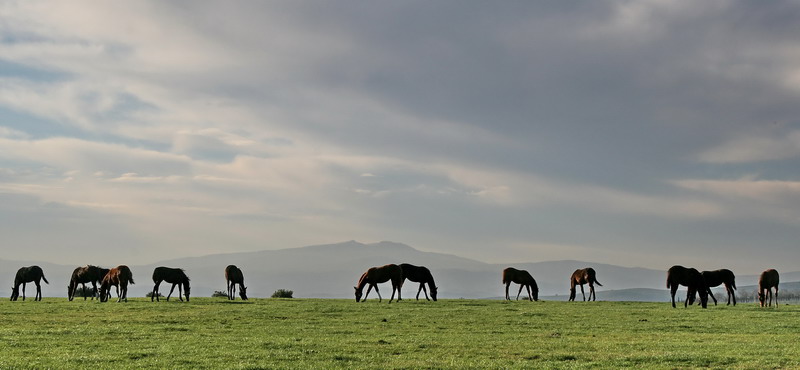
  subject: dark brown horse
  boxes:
[152,267,191,302]
[700,269,737,306]
[99,265,135,302]
[10,266,49,301]
[666,265,708,308]
[758,269,779,308]
[502,267,538,301]
[569,267,602,301]
[399,263,438,301]
[224,265,247,300]
[67,265,108,301]
[354,264,403,303]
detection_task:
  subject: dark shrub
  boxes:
[272,289,293,298]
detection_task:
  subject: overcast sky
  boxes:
[1,1,799,273]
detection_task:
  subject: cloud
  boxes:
[698,130,800,163]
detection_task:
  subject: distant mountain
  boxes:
[1,241,798,300]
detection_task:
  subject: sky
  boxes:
[1,1,800,273]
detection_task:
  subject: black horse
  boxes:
[67,265,108,301]
[10,266,49,301]
[399,263,438,301]
[666,265,708,308]
[758,269,779,308]
[502,267,539,301]
[152,267,191,302]
[699,269,737,306]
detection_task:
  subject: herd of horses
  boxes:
[9,264,246,302]
[8,262,783,308]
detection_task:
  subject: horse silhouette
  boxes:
[569,267,602,301]
[10,266,49,301]
[99,265,135,302]
[758,269,779,308]
[224,265,247,300]
[152,267,191,302]
[666,265,708,308]
[67,265,108,301]
[354,264,403,303]
[502,267,538,301]
[399,263,438,301]
[699,269,737,306]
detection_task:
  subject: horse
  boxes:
[399,263,438,301]
[99,265,135,303]
[10,266,49,301]
[758,269,779,308]
[666,265,708,308]
[224,265,247,300]
[152,267,191,302]
[569,267,602,301]
[354,264,403,303]
[67,265,108,301]
[502,267,538,301]
[699,269,737,306]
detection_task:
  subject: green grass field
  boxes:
[0,298,797,368]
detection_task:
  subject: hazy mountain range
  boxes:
[1,241,797,301]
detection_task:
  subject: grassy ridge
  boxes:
[0,298,798,368]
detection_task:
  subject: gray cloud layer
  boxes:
[1,1,799,273]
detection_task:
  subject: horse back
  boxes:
[759,269,779,288]
[225,265,244,283]
[400,263,431,283]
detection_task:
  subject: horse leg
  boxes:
[227,280,232,300]
[152,281,161,302]
[22,282,26,301]
[363,284,373,301]
[580,283,586,301]
[516,284,524,300]
[505,282,511,301]
[389,284,397,304]
[178,284,184,302]
[589,283,595,301]
[421,284,430,301]
[526,284,533,301]
[35,281,42,301]
[166,283,177,301]
[774,287,778,307]
[416,284,423,301]
[374,285,382,302]
[707,288,717,306]
[670,286,678,308]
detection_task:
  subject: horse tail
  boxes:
[129,277,136,285]
[666,277,671,289]
[594,278,603,287]
[42,274,50,284]
[731,278,736,290]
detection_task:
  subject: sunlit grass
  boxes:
[0,298,797,368]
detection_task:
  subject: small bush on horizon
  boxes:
[145,291,163,298]
[212,290,228,298]
[271,289,293,298]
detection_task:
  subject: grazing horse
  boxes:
[399,263,438,301]
[666,265,708,308]
[224,265,248,300]
[10,266,49,301]
[569,267,603,302]
[502,267,538,301]
[67,265,108,301]
[99,265,135,303]
[699,269,737,306]
[354,264,403,303]
[152,267,191,302]
[758,269,779,308]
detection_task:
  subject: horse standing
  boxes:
[99,265,135,303]
[399,263,438,301]
[569,267,602,301]
[152,267,191,302]
[354,264,403,303]
[502,267,538,301]
[700,269,737,306]
[224,265,248,300]
[10,266,49,301]
[758,269,779,308]
[666,265,708,308]
[67,265,107,301]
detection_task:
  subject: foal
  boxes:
[224,265,248,300]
